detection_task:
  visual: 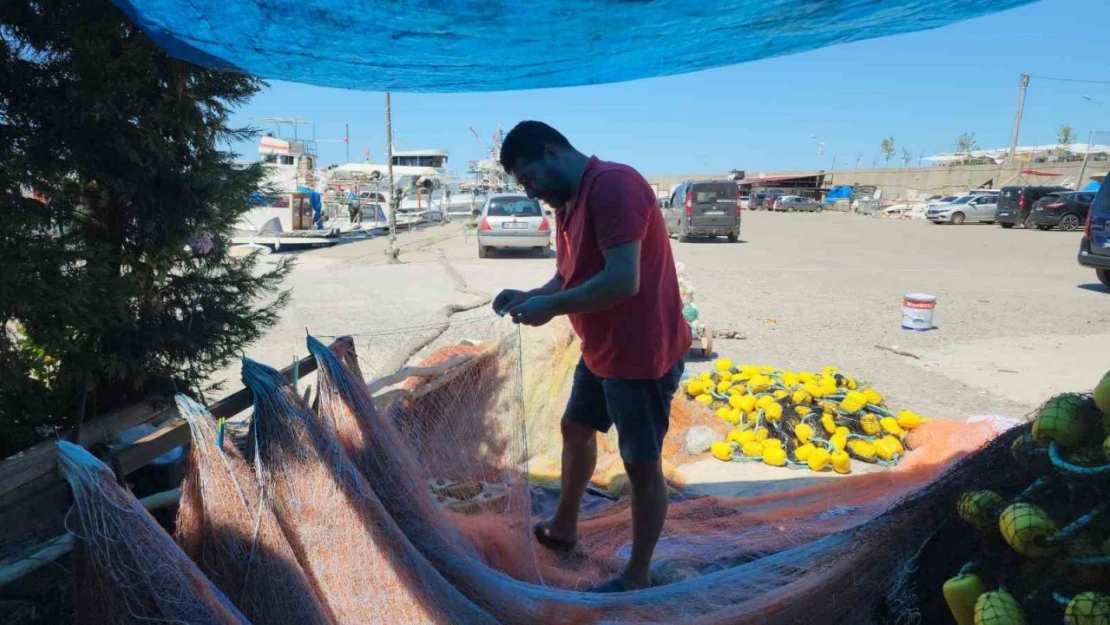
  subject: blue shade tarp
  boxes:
[109,0,1033,93]
[824,185,854,205]
[1083,180,1101,192]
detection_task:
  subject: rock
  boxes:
[686,426,717,455]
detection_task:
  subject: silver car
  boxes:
[476,194,551,258]
[926,194,998,225]
[774,195,821,212]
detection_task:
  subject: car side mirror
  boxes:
[545,209,554,216]
[472,209,481,217]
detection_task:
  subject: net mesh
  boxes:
[174,394,334,624]
[58,315,1018,624]
[55,440,248,624]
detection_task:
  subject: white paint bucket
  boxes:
[902,293,936,331]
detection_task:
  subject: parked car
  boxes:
[476,194,551,258]
[995,185,1072,228]
[926,194,998,224]
[664,180,741,242]
[1078,182,1110,287]
[749,191,780,210]
[773,195,821,212]
[739,195,751,210]
[1027,191,1096,231]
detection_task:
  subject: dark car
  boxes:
[1028,191,1097,231]
[1078,182,1110,288]
[995,185,1072,228]
[664,180,741,242]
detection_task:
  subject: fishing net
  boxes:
[173,394,334,625]
[55,440,248,624]
[57,313,1020,624]
[292,318,1012,623]
[240,356,496,624]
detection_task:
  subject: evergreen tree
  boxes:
[0,0,291,456]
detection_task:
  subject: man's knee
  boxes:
[622,460,662,485]
[561,419,598,449]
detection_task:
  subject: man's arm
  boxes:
[527,272,564,298]
[542,241,640,316]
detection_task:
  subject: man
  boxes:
[492,121,690,592]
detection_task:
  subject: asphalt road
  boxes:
[227,210,1109,423]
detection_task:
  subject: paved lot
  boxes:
[227,210,1109,424]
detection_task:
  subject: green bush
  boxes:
[0,0,291,457]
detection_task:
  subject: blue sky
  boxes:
[229,0,1110,177]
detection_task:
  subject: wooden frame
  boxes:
[0,356,317,555]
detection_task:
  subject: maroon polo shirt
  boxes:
[554,157,690,380]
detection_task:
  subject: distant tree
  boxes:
[902,148,913,167]
[1058,124,1075,156]
[855,152,863,169]
[881,137,896,167]
[956,133,978,156]
[0,0,291,456]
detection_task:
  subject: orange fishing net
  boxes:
[59,316,1016,624]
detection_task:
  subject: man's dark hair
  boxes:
[499,121,572,175]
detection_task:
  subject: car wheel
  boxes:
[1000,223,1014,229]
[727,232,738,243]
[1098,268,1110,288]
[951,212,965,225]
[478,243,488,258]
[786,206,794,213]
[677,220,690,243]
[534,246,547,258]
[1059,213,1082,231]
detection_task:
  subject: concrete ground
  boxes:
[219,212,1109,492]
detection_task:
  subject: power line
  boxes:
[1030,75,1110,86]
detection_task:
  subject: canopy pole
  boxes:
[385,92,399,264]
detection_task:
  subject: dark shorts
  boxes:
[563,357,685,465]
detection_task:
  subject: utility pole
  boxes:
[1008,73,1030,164]
[385,93,399,264]
[1076,130,1093,191]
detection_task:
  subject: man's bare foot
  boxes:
[589,573,650,593]
[533,520,577,551]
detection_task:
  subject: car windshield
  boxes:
[487,197,541,217]
[939,196,957,202]
[692,184,737,202]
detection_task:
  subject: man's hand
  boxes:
[493,289,531,316]
[507,296,556,327]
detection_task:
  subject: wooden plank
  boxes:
[118,355,318,475]
[209,355,317,420]
[0,399,171,506]
[365,353,475,395]
[0,481,72,551]
[0,488,180,589]
[368,348,492,409]
[0,356,314,552]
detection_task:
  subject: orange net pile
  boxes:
[58,316,1019,624]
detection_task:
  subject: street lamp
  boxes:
[811,135,825,156]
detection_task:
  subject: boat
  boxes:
[233,134,341,248]
[232,190,341,249]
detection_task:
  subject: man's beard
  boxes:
[544,174,575,207]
